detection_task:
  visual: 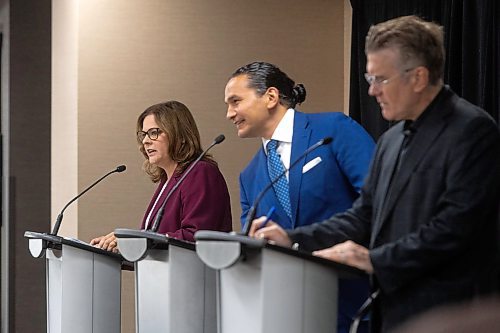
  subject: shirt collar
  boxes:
[262,108,295,152]
[402,85,447,136]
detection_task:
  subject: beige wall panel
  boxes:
[77,0,345,235]
[74,1,345,331]
[344,0,352,114]
[52,0,79,238]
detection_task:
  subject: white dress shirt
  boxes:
[262,108,295,180]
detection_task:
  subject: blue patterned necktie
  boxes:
[266,140,292,219]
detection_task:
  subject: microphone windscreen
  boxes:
[214,134,225,144]
[322,137,333,145]
[116,165,127,172]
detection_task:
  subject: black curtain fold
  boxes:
[349,0,499,140]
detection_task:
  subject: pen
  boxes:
[259,206,276,229]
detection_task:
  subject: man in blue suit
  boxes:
[224,61,375,333]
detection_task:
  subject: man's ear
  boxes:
[265,87,280,109]
[413,66,430,93]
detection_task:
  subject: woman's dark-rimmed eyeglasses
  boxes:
[137,128,162,141]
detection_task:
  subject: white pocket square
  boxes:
[302,157,322,173]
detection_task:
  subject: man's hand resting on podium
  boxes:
[313,241,373,273]
[249,217,374,273]
[249,216,293,248]
[90,232,119,253]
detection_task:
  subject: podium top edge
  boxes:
[114,228,196,251]
[114,228,167,241]
[194,230,365,277]
[194,230,266,248]
[24,230,125,261]
[24,231,61,243]
[266,243,366,277]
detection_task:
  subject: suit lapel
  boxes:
[373,89,454,240]
[289,112,311,227]
[371,125,405,240]
[142,180,165,229]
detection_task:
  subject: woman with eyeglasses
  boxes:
[90,100,232,251]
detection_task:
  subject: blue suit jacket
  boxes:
[240,111,374,229]
[239,111,375,332]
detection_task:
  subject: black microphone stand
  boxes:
[51,165,127,236]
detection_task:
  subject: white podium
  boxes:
[114,229,216,333]
[24,231,125,333]
[195,230,365,333]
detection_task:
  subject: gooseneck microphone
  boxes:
[242,137,332,235]
[50,165,127,236]
[150,134,225,232]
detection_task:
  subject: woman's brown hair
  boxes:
[137,100,215,183]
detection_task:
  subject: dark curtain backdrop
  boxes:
[349,0,499,140]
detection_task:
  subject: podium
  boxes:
[24,231,125,333]
[195,231,365,333]
[114,229,216,333]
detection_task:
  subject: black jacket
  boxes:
[288,86,500,332]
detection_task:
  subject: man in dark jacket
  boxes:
[249,15,500,332]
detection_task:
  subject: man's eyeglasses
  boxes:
[137,128,162,141]
[364,68,416,88]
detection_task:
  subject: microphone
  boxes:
[149,134,225,232]
[50,165,127,236]
[242,137,332,235]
